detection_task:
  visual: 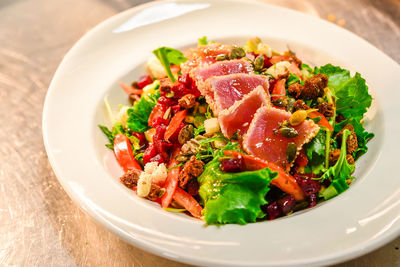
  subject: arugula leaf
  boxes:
[153,47,187,82]
[194,125,205,137]
[126,89,160,132]
[287,73,303,86]
[335,118,374,160]
[198,154,277,224]
[304,129,326,175]
[98,122,126,150]
[198,36,208,46]
[301,63,314,79]
[319,129,355,200]
[315,64,372,119]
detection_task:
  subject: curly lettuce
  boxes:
[198,144,277,225]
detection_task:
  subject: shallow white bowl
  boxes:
[43,0,400,266]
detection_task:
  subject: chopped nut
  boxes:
[346,154,355,165]
[178,94,196,109]
[293,99,310,111]
[120,170,141,189]
[318,102,335,118]
[288,83,304,99]
[178,156,204,188]
[159,78,173,95]
[329,149,341,166]
[303,74,328,99]
[336,124,358,154]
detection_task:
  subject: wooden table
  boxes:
[1,0,399,266]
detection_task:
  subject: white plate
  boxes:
[42,0,400,266]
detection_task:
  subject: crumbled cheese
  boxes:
[266,61,291,78]
[146,55,167,79]
[204,118,220,134]
[137,162,167,197]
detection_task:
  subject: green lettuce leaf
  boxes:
[315,64,372,119]
[335,118,374,160]
[98,122,126,150]
[303,129,326,175]
[153,47,187,82]
[127,89,160,132]
[319,129,355,200]
[198,144,277,224]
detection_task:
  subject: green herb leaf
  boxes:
[304,129,326,175]
[319,129,355,200]
[315,64,372,119]
[198,36,208,46]
[153,47,187,82]
[287,73,303,86]
[127,89,160,132]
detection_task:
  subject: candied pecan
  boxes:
[178,94,196,109]
[178,156,204,188]
[329,149,341,166]
[346,132,358,154]
[318,102,335,118]
[120,170,141,189]
[158,78,173,95]
[337,124,358,154]
[288,83,304,99]
[303,74,328,99]
[293,99,310,111]
[346,154,355,165]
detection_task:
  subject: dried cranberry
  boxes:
[268,79,277,94]
[187,179,200,196]
[264,57,273,68]
[143,144,157,164]
[158,96,177,106]
[220,157,244,173]
[178,73,193,88]
[266,201,280,220]
[151,117,169,128]
[308,193,317,208]
[136,74,153,89]
[171,82,188,98]
[277,194,296,215]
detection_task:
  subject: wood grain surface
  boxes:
[0,0,399,266]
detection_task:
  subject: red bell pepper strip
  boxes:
[269,55,291,64]
[308,111,333,131]
[113,134,142,172]
[295,149,309,167]
[271,78,286,101]
[173,188,203,218]
[119,82,143,95]
[164,109,187,142]
[161,147,181,208]
[223,151,305,201]
[148,103,165,126]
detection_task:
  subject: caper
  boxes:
[229,47,246,59]
[216,54,229,61]
[286,142,297,163]
[289,110,307,126]
[272,98,288,108]
[286,97,296,113]
[178,125,194,145]
[279,127,298,138]
[253,55,265,71]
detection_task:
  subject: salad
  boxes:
[99,37,373,225]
